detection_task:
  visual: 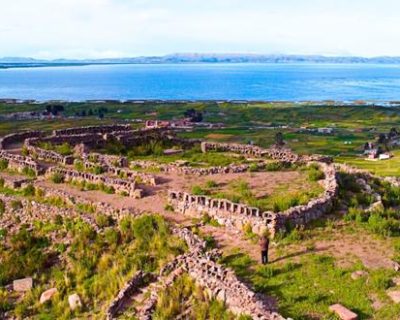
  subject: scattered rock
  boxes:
[387,290,400,304]
[40,288,58,304]
[351,270,368,280]
[68,293,82,310]
[13,277,33,292]
[329,304,358,320]
[392,277,400,286]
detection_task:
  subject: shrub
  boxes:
[205,180,218,188]
[248,163,259,172]
[50,172,64,184]
[265,161,284,171]
[55,142,72,156]
[191,185,207,195]
[10,200,23,211]
[308,166,325,181]
[74,160,84,172]
[22,166,36,177]
[0,159,8,171]
[95,214,113,228]
[0,200,5,216]
[92,165,104,175]
[22,184,35,197]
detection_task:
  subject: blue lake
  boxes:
[1,63,400,101]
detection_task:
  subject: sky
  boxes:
[1,0,400,59]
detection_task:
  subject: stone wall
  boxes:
[0,150,44,175]
[0,194,100,234]
[131,160,265,176]
[106,271,152,320]
[46,167,142,198]
[36,185,142,219]
[0,131,45,150]
[53,124,133,136]
[168,162,338,236]
[201,141,331,164]
[82,155,158,186]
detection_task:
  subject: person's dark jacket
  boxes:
[259,236,269,251]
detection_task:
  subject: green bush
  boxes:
[0,200,5,216]
[10,200,23,211]
[22,166,36,177]
[205,180,218,188]
[55,142,72,156]
[192,185,208,195]
[0,159,8,171]
[74,160,84,172]
[50,172,64,184]
[22,184,35,197]
[91,165,104,175]
[308,165,325,181]
[95,214,113,228]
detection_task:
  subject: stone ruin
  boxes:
[0,130,45,150]
[131,159,266,176]
[0,150,44,175]
[46,167,143,198]
[168,162,338,237]
[53,124,133,136]
[81,154,158,186]
[201,141,331,164]
[106,227,285,320]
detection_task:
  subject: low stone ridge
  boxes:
[329,304,358,320]
[46,167,142,198]
[168,162,337,236]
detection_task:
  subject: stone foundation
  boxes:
[46,167,142,198]
[168,162,338,236]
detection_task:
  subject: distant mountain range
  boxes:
[2,53,400,68]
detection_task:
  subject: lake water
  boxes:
[1,63,400,101]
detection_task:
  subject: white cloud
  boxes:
[0,0,400,58]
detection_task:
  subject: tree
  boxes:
[275,132,285,147]
[184,108,203,122]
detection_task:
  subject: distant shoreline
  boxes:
[0,99,399,107]
[3,53,400,69]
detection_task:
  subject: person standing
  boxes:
[259,232,270,264]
